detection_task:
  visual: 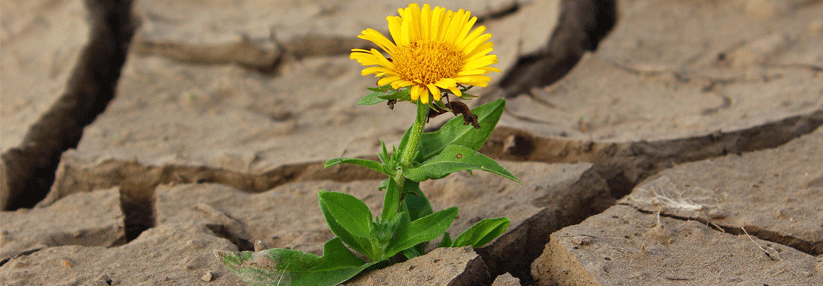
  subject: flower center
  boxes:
[393,40,463,85]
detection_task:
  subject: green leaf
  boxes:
[437,232,453,248]
[378,141,390,165]
[319,192,374,259]
[324,158,388,175]
[216,238,381,286]
[402,247,422,260]
[397,124,415,159]
[381,178,400,220]
[451,217,510,248]
[378,87,411,101]
[318,191,373,238]
[385,207,458,256]
[400,180,433,221]
[367,84,394,92]
[358,91,388,105]
[403,144,521,183]
[416,99,505,162]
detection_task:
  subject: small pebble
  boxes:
[254,240,267,252]
[708,208,727,219]
[201,271,215,282]
[572,235,592,246]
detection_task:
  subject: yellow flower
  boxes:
[351,3,501,104]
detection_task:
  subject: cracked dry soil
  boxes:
[2,0,823,285]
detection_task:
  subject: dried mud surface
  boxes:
[2,0,823,285]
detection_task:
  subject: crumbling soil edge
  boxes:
[0,247,43,268]
[592,109,823,199]
[0,0,137,210]
[621,203,823,256]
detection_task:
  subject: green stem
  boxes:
[394,101,428,198]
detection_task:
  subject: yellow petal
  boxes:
[410,84,422,101]
[388,16,403,44]
[443,9,465,44]
[462,54,497,72]
[407,4,422,40]
[368,48,395,69]
[482,66,502,73]
[455,16,478,46]
[391,80,414,89]
[430,6,443,41]
[458,25,486,50]
[360,28,396,53]
[462,32,492,56]
[421,4,431,40]
[448,86,462,97]
[377,76,402,86]
[400,15,412,46]
[465,42,494,59]
[434,78,457,89]
[362,67,392,76]
[426,83,441,101]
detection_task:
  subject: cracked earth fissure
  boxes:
[48,108,823,245]
[0,0,136,211]
[488,0,618,103]
[487,109,823,283]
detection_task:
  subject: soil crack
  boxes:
[488,0,617,103]
[1,0,137,210]
[590,109,823,199]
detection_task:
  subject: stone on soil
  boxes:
[0,188,124,263]
[0,224,242,285]
[491,272,521,286]
[344,247,488,286]
[531,205,821,286]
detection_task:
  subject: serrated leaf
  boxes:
[451,217,510,248]
[216,238,381,286]
[325,158,388,175]
[416,99,505,163]
[403,144,520,183]
[385,207,458,256]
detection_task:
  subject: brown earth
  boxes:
[2,0,823,285]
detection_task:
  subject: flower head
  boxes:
[351,3,501,104]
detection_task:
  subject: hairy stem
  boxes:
[394,101,428,199]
